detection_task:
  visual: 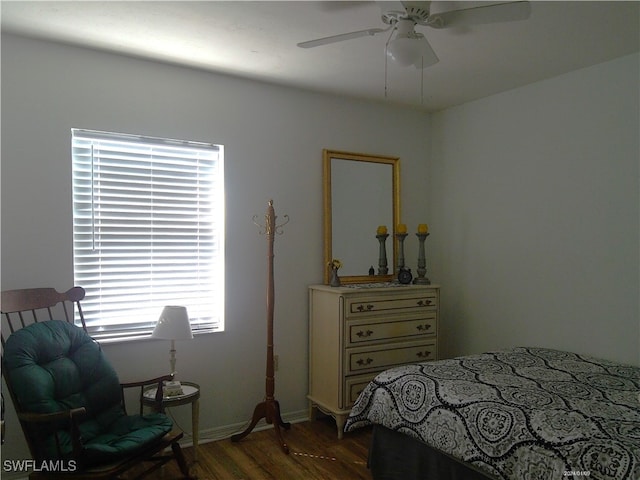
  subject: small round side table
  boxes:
[143,381,200,462]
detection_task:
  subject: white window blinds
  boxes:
[72,129,224,341]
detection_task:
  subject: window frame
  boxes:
[71,128,225,342]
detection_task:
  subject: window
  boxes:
[72,129,224,341]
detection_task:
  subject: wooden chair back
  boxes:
[1,287,87,349]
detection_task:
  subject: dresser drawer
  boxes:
[346,313,437,347]
[345,291,438,318]
[346,340,437,375]
[344,372,378,408]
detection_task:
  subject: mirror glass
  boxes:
[323,149,400,284]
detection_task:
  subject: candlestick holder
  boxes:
[376,233,389,275]
[414,232,431,285]
[395,232,408,278]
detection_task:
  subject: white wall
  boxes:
[429,53,639,366]
[0,34,430,461]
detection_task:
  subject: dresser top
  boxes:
[309,283,439,294]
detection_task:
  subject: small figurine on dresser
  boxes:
[328,259,342,287]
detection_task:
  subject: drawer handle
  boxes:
[356,329,374,338]
[416,350,432,358]
[416,324,432,332]
[417,299,433,307]
[356,357,374,366]
[356,304,375,312]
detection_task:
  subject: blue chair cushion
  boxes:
[3,320,173,465]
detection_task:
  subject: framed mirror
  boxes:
[323,149,400,284]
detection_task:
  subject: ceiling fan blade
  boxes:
[413,36,439,69]
[297,27,390,48]
[427,1,531,29]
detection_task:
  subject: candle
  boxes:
[377,225,388,235]
[418,223,429,234]
[397,224,407,234]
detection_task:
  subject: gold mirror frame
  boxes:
[323,149,400,284]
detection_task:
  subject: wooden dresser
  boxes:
[308,283,440,438]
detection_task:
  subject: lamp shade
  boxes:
[152,306,193,340]
[387,36,422,66]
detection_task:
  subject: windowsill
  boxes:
[91,328,222,345]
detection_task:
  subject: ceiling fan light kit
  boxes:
[386,18,437,68]
[388,36,420,66]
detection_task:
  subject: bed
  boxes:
[344,347,640,480]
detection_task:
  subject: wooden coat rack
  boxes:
[231,200,291,454]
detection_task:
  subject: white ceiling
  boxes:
[1,1,638,112]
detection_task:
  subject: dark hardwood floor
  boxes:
[159,417,373,480]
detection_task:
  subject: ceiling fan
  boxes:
[298,1,532,69]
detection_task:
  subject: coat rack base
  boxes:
[231,398,291,454]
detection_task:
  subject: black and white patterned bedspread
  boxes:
[345,347,640,480]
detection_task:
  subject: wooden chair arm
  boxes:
[18,408,86,460]
[120,374,174,414]
[17,407,86,423]
[120,373,174,389]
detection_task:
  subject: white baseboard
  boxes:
[178,408,310,448]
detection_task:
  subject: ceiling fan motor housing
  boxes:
[381,3,431,26]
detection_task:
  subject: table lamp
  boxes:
[152,306,193,395]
